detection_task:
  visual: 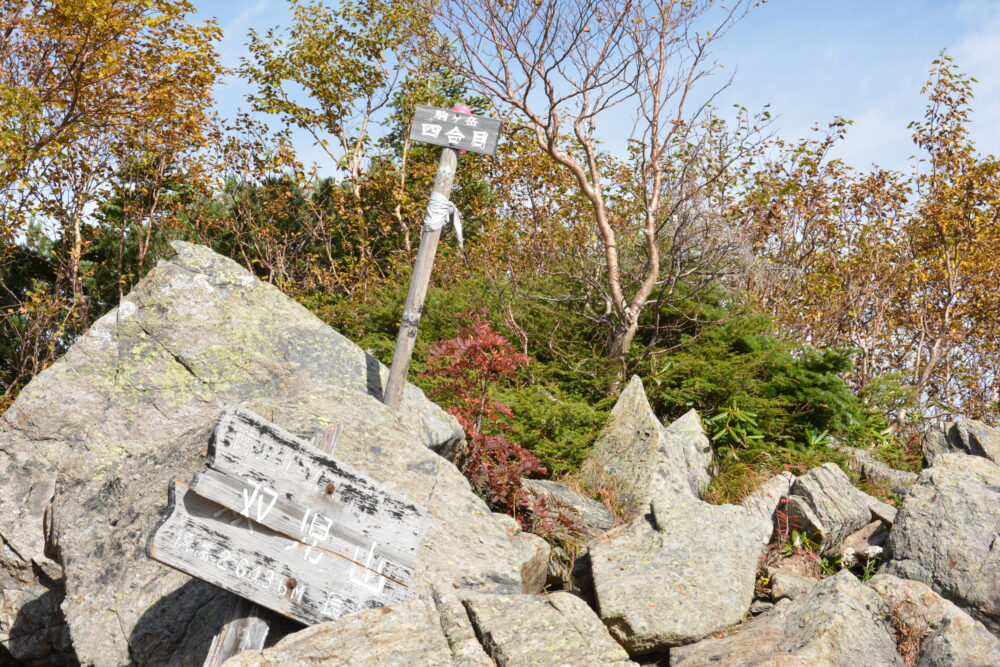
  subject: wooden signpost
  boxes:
[406,104,502,155]
[146,408,430,658]
[383,104,501,410]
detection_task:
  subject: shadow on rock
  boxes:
[128,580,300,666]
[365,353,384,401]
[7,586,77,666]
[129,579,231,666]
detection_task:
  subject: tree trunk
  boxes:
[606,312,640,367]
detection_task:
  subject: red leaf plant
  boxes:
[421,311,546,524]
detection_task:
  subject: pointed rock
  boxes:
[662,408,714,499]
[581,376,713,521]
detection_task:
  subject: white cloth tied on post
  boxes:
[423,191,463,248]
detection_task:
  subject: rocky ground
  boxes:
[2,242,998,666]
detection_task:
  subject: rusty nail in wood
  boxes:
[286,577,297,590]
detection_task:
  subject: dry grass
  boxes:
[883,594,932,666]
[558,469,633,527]
[703,462,774,506]
[854,476,896,505]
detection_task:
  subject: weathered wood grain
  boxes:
[207,407,429,574]
[203,425,343,666]
[202,598,270,666]
[189,468,413,586]
[148,482,414,626]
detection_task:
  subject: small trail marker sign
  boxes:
[384,104,502,410]
[408,104,501,155]
[146,407,430,627]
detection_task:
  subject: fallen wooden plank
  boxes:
[148,481,413,626]
[202,424,343,666]
[201,597,270,666]
[208,406,429,574]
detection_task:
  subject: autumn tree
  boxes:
[902,56,1000,417]
[239,0,435,291]
[739,55,1000,423]
[437,0,766,367]
[0,0,223,402]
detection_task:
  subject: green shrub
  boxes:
[496,383,609,475]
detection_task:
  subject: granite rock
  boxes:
[882,453,1000,635]
[463,592,635,666]
[0,242,536,666]
[838,520,888,559]
[922,418,1000,465]
[522,479,615,534]
[783,463,873,555]
[842,446,917,496]
[767,567,818,601]
[590,495,769,655]
[224,596,454,666]
[581,376,713,521]
[867,574,1000,667]
[670,570,903,666]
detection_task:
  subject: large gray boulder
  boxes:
[783,463,873,555]
[589,495,770,655]
[229,590,636,667]
[867,574,1000,667]
[882,453,1000,635]
[463,592,636,666]
[922,418,1000,465]
[0,242,538,666]
[670,570,903,666]
[581,376,712,520]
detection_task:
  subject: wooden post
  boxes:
[383,146,459,410]
[202,597,270,667]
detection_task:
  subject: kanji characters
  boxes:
[471,130,489,149]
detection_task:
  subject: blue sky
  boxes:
[193,0,1000,173]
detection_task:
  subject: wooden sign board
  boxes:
[146,408,431,626]
[408,104,501,155]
